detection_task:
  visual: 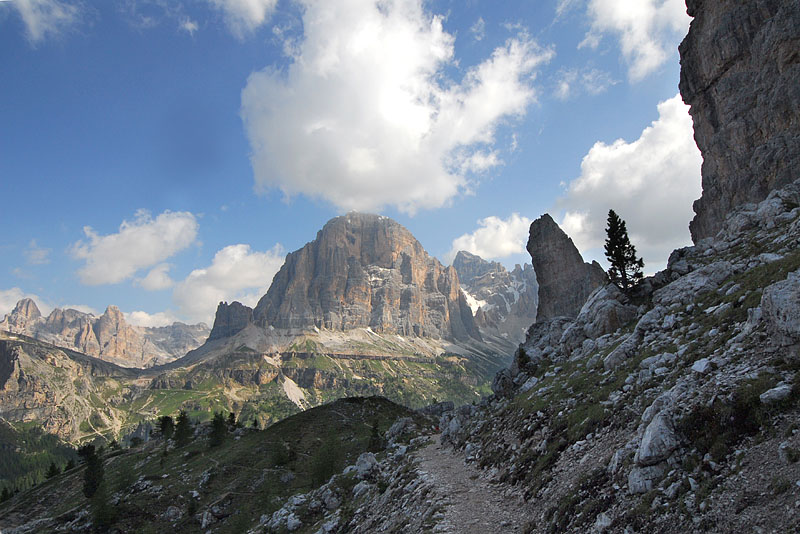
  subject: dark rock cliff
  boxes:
[680,0,800,241]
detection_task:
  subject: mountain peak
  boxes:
[253,213,480,341]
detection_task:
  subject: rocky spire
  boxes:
[527,214,606,321]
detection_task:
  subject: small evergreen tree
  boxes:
[174,410,192,447]
[251,418,259,429]
[46,461,60,479]
[209,412,227,448]
[604,209,644,291]
[227,411,237,429]
[78,445,104,499]
[158,415,175,440]
[65,458,76,471]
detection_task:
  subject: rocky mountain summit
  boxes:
[254,213,480,342]
[680,0,800,241]
[453,250,538,349]
[0,300,209,368]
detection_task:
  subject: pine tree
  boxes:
[78,445,104,499]
[227,411,237,429]
[46,461,60,479]
[158,415,175,440]
[604,209,644,291]
[174,410,193,447]
[209,412,227,448]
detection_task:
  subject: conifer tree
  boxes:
[174,410,193,447]
[209,412,228,448]
[46,461,60,479]
[604,209,644,291]
[158,415,175,440]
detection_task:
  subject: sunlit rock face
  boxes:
[680,0,800,241]
[253,213,481,342]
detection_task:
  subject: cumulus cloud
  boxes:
[0,287,52,317]
[554,67,616,100]
[172,243,285,324]
[241,0,554,215]
[70,210,199,286]
[558,94,701,270]
[207,0,277,35]
[124,310,180,328]
[581,0,689,81]
[4,0,80,44]
[136,263,175,291]
[24,239,51,265]
[447,213,532,263]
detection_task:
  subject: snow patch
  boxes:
[461,288,487,315]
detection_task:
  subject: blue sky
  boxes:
[0,0,701,326]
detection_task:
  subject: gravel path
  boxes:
[415,437,526,534]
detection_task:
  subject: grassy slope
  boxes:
[0,396,432,534]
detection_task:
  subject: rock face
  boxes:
[0,301,209,368]
[208,301,254,341]
[253,213,480,342]
[453,251,538,346]
[680,0,800,241]
[526,214,606,321]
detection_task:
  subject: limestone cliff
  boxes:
[526,214,606,321]
[208,301,254,341]
[0,301,209,368]
[253,213,480,342]
[680,0,800,241]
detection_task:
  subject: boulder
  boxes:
[760,270,800,344]
[635,413,680,466]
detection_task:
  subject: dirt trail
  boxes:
[415,437,526,534]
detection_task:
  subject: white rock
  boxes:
[759,384,793,404]
[692,358,712,374]
[636,413,680,466]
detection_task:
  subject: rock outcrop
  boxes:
[0,301,209,368]
[526,214,606,321]
[208,301,254,341]
[680,0,800,241]
[253,213,480,342]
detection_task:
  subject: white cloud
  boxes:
[470,16,485,41]
[581,0,689,81]
[556,0,580,18]
[207,0,277,35]
[70,209,199,286]
[24,239,51,265]
[554,67,616,100]
[124,310,179,328]
[172,243,285,324]
[5,0,79,44]
[448,213,532,263]
[241,0,554,215]
[0,287,52,317]
[558,94,701,270]
[136,263,175,291]
[179,17,198,35]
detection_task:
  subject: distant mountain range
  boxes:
[0,300,209,368]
